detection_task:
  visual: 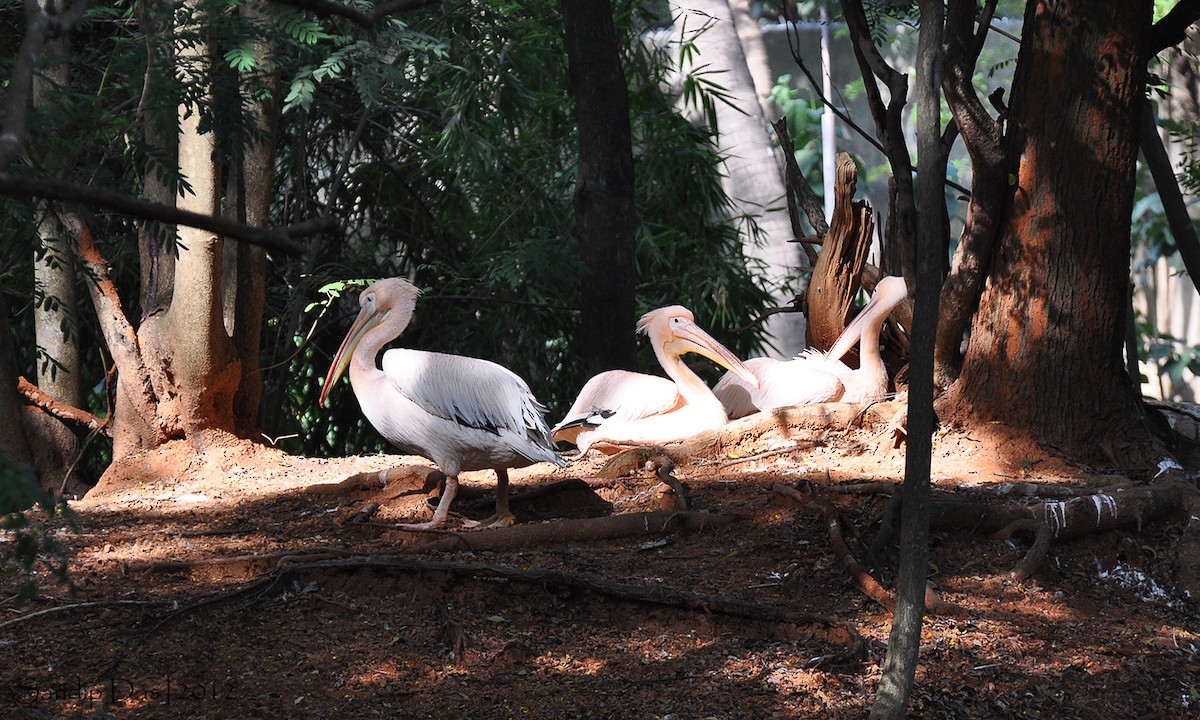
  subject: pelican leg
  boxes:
[464,468,516,529]
[398,473,460,530]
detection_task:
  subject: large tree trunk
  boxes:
[673,0,807,357]
[136,0,177,317]
[562,0,639,378]
[948,0,1155,464]
[159,0,239,439]
[104,0,241,460]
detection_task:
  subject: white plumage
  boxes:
[553,305,758,454]
[714,276,908,418]
[319,278,563,529]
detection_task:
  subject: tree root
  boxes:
[858,478,1196,582]
[303,464,438,496]
[114,542,867,667]
[992,519,1055,581]
[259,554,864,666]
[408,510,732,553]
[774,483,895,611]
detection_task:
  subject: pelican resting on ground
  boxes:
[713,275,909,418]
[553,305,759,454]
[319,278,564,530]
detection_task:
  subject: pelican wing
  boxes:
[714,356,843,419]
[552,370,683,441]
[380,348,560,461]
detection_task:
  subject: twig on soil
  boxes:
[134,546,357,574]
[717,442,815,468]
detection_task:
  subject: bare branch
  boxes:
[0,173,331,254]
[16,376,110,437]
[839,0,922,281]
[1150,0,1200,54]
[783,20,886,156]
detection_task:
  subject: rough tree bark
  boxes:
[933,0,1003,389]
[805,152,874,354]
[562,0,639,378]
[947,0,1158,465]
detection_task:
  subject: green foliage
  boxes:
[1161,117,1200,196]
[4,0,775,467]
[266,5,332,46]
[771,74,825,198]
[1,456,71,602]
[224,45,256,72]
[259,0,772,456]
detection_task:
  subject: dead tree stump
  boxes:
[806,152,875,354]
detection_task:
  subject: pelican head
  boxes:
[637,306,759,388]
[826,275,908,364]
[319,278,421,408]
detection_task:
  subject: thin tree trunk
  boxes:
[933,0,1003,389]
[562,0,639,378]
[839,0,920,286]
[870,1,945,716]
[0,292,36,472]
[227,0,279,436]
[32,0,81,409]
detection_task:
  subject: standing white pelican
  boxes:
[319,278,564,530]
[553,306,759,454]
[713,276,908,418]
